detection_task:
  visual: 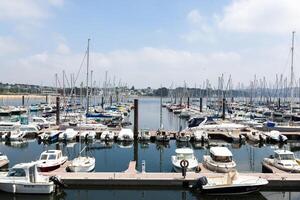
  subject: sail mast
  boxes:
[291,31,295,112]
[86,39,90,116]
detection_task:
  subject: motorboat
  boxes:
[31,117,52,129]
[263,150,300,173]
[117,128,134,141]
[36,150,68,172]
[246,130,266,143]
[193,130,209,142]
[203,147,236,173]
[263,130,287,143]
[171,148,198,172]
[176,132,191,142]
[100,130,114,141]
[79,131,96,140]
[138,129,151,141]
[38,130,61,143]
[0,162,55,194]
[59,128,78,141]
[155,130,170,142]
[1,130,26,141]
[0,152,9,166]
[191,171,268,194]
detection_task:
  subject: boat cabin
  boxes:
[39,150,62,161]
[209,147,233,162]
[175,148,194,160]
[273,150,295,161]
[7,162,41,183]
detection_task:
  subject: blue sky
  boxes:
[0,0,300,88]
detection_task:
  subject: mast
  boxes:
[86,39,90,116]
[291,31,295,112]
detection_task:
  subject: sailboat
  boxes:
[68,39,95,173]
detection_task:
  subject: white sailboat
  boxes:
[68,39,95,173]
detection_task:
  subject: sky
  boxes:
[0,0,300,89]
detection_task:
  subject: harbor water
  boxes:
[0,97,300,199]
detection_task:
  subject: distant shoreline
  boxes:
[0,94,55,99]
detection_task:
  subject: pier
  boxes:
[42,161,300,191]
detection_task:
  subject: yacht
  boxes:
[155,130,170,142]
[263,130,288,143]
[263,150,300,172]
[68,155,95,172]
[117,128,134,141]
[36,150,68,172]
[193,130,209,142]
[203,147,236,173]
[176,132,191,142]
[246,130,266,143]
[191,171,268,194]
[171,148,198,172]
[38,130,61,143]
[59,128,78,141]
[0,162,55,194]
[100,130,115,141]
[1,130,26,141]
[79,131,96,140]
[138,129,151,141]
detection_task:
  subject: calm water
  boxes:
[0,97,299,199]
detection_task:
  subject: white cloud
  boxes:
[218,0,300,34]
[56,43,71,54]
[0,36,23,55]
[187,9,202,25]
[48,0,64,7]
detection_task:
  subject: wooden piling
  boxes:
[133,99,138,139]
[222,98,225,120]
[187,97,190,108]
[199,97,202,112]
[22,95,25,107]
[101,96,104,108]
[56,96,60,125]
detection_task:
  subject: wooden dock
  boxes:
[41,161,300,191]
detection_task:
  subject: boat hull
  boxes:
[0,182,54,194]
[202,185,263,195]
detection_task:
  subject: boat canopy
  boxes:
[210,147,232,157]
[274,150,294,155]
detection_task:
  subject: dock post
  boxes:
[133,99,138,138]
[101,96,104,108]
[187,97,190,108]
[222,98,226,120]
[56,96,60,125]
[110,95,112,106]
[278,98,281,109]
[199,97,202,112]
[22,95,25,107]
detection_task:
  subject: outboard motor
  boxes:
[191,176,208,191]
[50,176,68,189]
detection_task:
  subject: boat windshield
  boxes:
[8,168,26,177]
[40,154,48,160]
[177,154,193,160]
[280,154,295,160]
[48,154,56,160]
[211,154,232,162]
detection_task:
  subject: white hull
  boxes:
[263,158,300,173]
[0,182,54,194]
[203,156,236,173]
[68,157,95,172]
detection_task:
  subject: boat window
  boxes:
[177,154,193,160]
[274,154,279,159]
[280,154,295,160]
[211,154,232,162]
[8,168,26,177]
[40,154,48,160]
[48,154,57,160]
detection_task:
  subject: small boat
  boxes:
[263,130,287,143]
[246,130,266,143]
[0,162,55,194]
[117,128,134,141]
[0,152,9,167]
[100,130,114,141]
[171,148,198,172]
[176,132,191,142]
[59,128,78,141]
[37,150,68,172]
[203,147,236,173]
[38,130,61,143]
[68,155,95,172]
[138,129,151,141]
[155,130,170,142]
[191,171,268,194]
[79,131,96,140]
[2,130,26,141]
[193,130,209,142]
[263,150,300,173]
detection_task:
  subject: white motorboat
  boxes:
[203,147,236,173]
[246,130,266,143]
[191,171,268,194]
[193,130,209,142]
[171,148,198,172]
[138,129,151,141]
[0,162,55,194]
[2,130,26,141]
[263,150,300,173]
[100,130,115,141]
[79,131,96,140]
[31,117,52,129]
[176,132,191,142]
[155,130,170,142]
[36,150,68,172]
[117,128,134,141]
[263,130,287,143]
[59,128,78,141]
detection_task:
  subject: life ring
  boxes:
[180,159,189,168]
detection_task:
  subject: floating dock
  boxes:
[42,161,300,191]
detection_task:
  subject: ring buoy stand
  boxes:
[180,159,189,168]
